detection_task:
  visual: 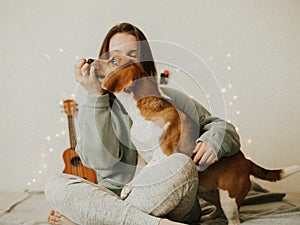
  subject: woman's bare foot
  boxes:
[48,210,77,225]
[47,210,186,225]
[159,218,187,225]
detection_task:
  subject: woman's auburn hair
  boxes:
[98,22,157,77]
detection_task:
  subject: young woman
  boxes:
[46,22,240,225]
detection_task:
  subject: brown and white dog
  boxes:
[89,55,300,225]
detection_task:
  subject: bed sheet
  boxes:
[0,190,51,225]
[0,183,299,225]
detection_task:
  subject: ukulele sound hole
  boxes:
[71,156,81,166]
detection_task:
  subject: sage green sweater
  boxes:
[76,87,240,195]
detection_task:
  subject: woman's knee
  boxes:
[44,173,83,202]
[133,153,198,187]
[123,153,199,217]
[166,153,198,182]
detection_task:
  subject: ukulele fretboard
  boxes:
[67,115,77,149]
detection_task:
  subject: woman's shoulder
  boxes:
[160,86,211,116]
[160,86,197,106]
[160,86,188,99]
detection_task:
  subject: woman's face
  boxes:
[108,33,138,59]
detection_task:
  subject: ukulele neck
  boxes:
[68,115,77,150]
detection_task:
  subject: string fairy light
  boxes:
[28,51,254,188]
[26,92,75,188]
[207,53,253,153]
[27,49,78,188]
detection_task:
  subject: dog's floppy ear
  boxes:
[102,63,141,94]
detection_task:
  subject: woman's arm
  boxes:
[76,94,137,194]
[74,59,137,193]
[76,94,123,169]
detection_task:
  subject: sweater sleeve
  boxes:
[162,87,240,160]
[75,94,137,193]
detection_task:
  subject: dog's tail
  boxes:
[249,161,300,182]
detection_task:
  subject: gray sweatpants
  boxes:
[45,153,200,225]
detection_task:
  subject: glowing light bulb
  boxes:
[226,53,231,58]
[32,179,36,183]
[209,56,213,61]
[60,118,64,122]
[46,54,50,60]
[236,127,239,131]
[61,130,66,135]
[46,136,51,141]
[248,139,252,143]
[229,101,233,106]
[228,84,232,88]
[28,182,31,186]
[59,48,64,52]
[236,110,240,115]
[43,164,47,168]
[38,170,42,174]
[227,66,232,70]
[42,154,46,158]
[56,133,60,137]
[233,96,237,100]
[49,148,54,152]
[221,88,226,93]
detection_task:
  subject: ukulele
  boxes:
[62,99,97,183]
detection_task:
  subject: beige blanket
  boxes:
[0,183,299,225]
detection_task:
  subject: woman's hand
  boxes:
[74,59,106,96]
[193,142,217,171]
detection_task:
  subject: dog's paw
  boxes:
[120,184,133,200]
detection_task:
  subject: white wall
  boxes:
[1,0,299,192]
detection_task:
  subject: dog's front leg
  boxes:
[120,183,133,199]
[120,154,147,200]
